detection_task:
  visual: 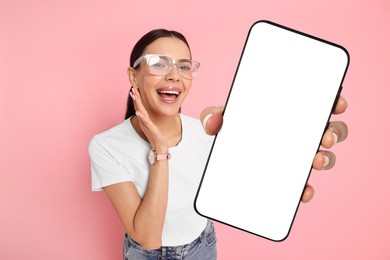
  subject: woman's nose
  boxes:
[165,64,181,81]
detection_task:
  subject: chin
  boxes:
[159,106,181,116]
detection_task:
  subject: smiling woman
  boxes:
[89,29,218,260]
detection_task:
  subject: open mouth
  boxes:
[157,90,180,103]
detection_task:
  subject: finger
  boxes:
[313,150,336,170]
[301,184,315,203]
[130,88,151,130]
[321,121,348,149]
[131,87,149,117]
[129,87,139,112]
[329,121,348,143]
[321,128,337,149]
[200,106,224,135]
[333,95,348,115]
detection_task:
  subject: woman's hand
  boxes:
[200,95,349,203]
[130,87,169,152]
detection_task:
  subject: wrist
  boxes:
[148,147,171,165]
[153,145,169,154]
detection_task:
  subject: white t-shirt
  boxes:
[88,114,213,246]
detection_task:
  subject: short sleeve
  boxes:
[88,135,134,191]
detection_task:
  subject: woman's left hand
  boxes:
[200,95,349,203]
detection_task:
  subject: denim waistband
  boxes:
[125,219,212,255]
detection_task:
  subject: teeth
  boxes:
[158,90,179,95]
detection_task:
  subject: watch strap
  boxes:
[149,148,171,165]
[156,153,171,161]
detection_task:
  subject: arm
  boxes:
[104,87,170,250]
[103,159,168,250]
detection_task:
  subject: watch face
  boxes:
[148,150,155,165]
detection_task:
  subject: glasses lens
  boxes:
[178,60,200,79]
[147,55,170,76]
[146,55,200,79]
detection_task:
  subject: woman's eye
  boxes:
[179,63,192,71]
[151,62,166,68]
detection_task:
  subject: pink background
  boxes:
[1,0,389,259]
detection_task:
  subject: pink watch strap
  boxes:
[156,153,171,161]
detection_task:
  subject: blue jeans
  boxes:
[123,220,217,260]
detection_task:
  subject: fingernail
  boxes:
[202,113,213,130]
[332,132,338,144]
[323,155,329,167]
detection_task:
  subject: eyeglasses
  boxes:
[133,54,200,79]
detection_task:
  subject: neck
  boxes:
[152,113,180,134]
[130,113,182,148]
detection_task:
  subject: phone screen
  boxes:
[194,20,349,241]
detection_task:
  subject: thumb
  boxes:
[200,106,224,135]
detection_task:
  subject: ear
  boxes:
[127,67,138,86]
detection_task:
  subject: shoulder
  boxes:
[92,119,130,139]
[88,120,131,154]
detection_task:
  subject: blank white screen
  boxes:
[195,21,349,241]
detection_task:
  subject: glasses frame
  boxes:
[132,54,200,79]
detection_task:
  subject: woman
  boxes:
[89,29,348,259]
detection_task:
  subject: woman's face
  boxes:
[129,37,193,118]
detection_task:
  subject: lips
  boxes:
[156,87,181,104]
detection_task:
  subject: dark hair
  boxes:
[125,29,191,119]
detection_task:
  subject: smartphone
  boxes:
[194,20,349,241]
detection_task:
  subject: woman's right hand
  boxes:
[130,87,168,152]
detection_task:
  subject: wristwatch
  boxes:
[148,148,171,165]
